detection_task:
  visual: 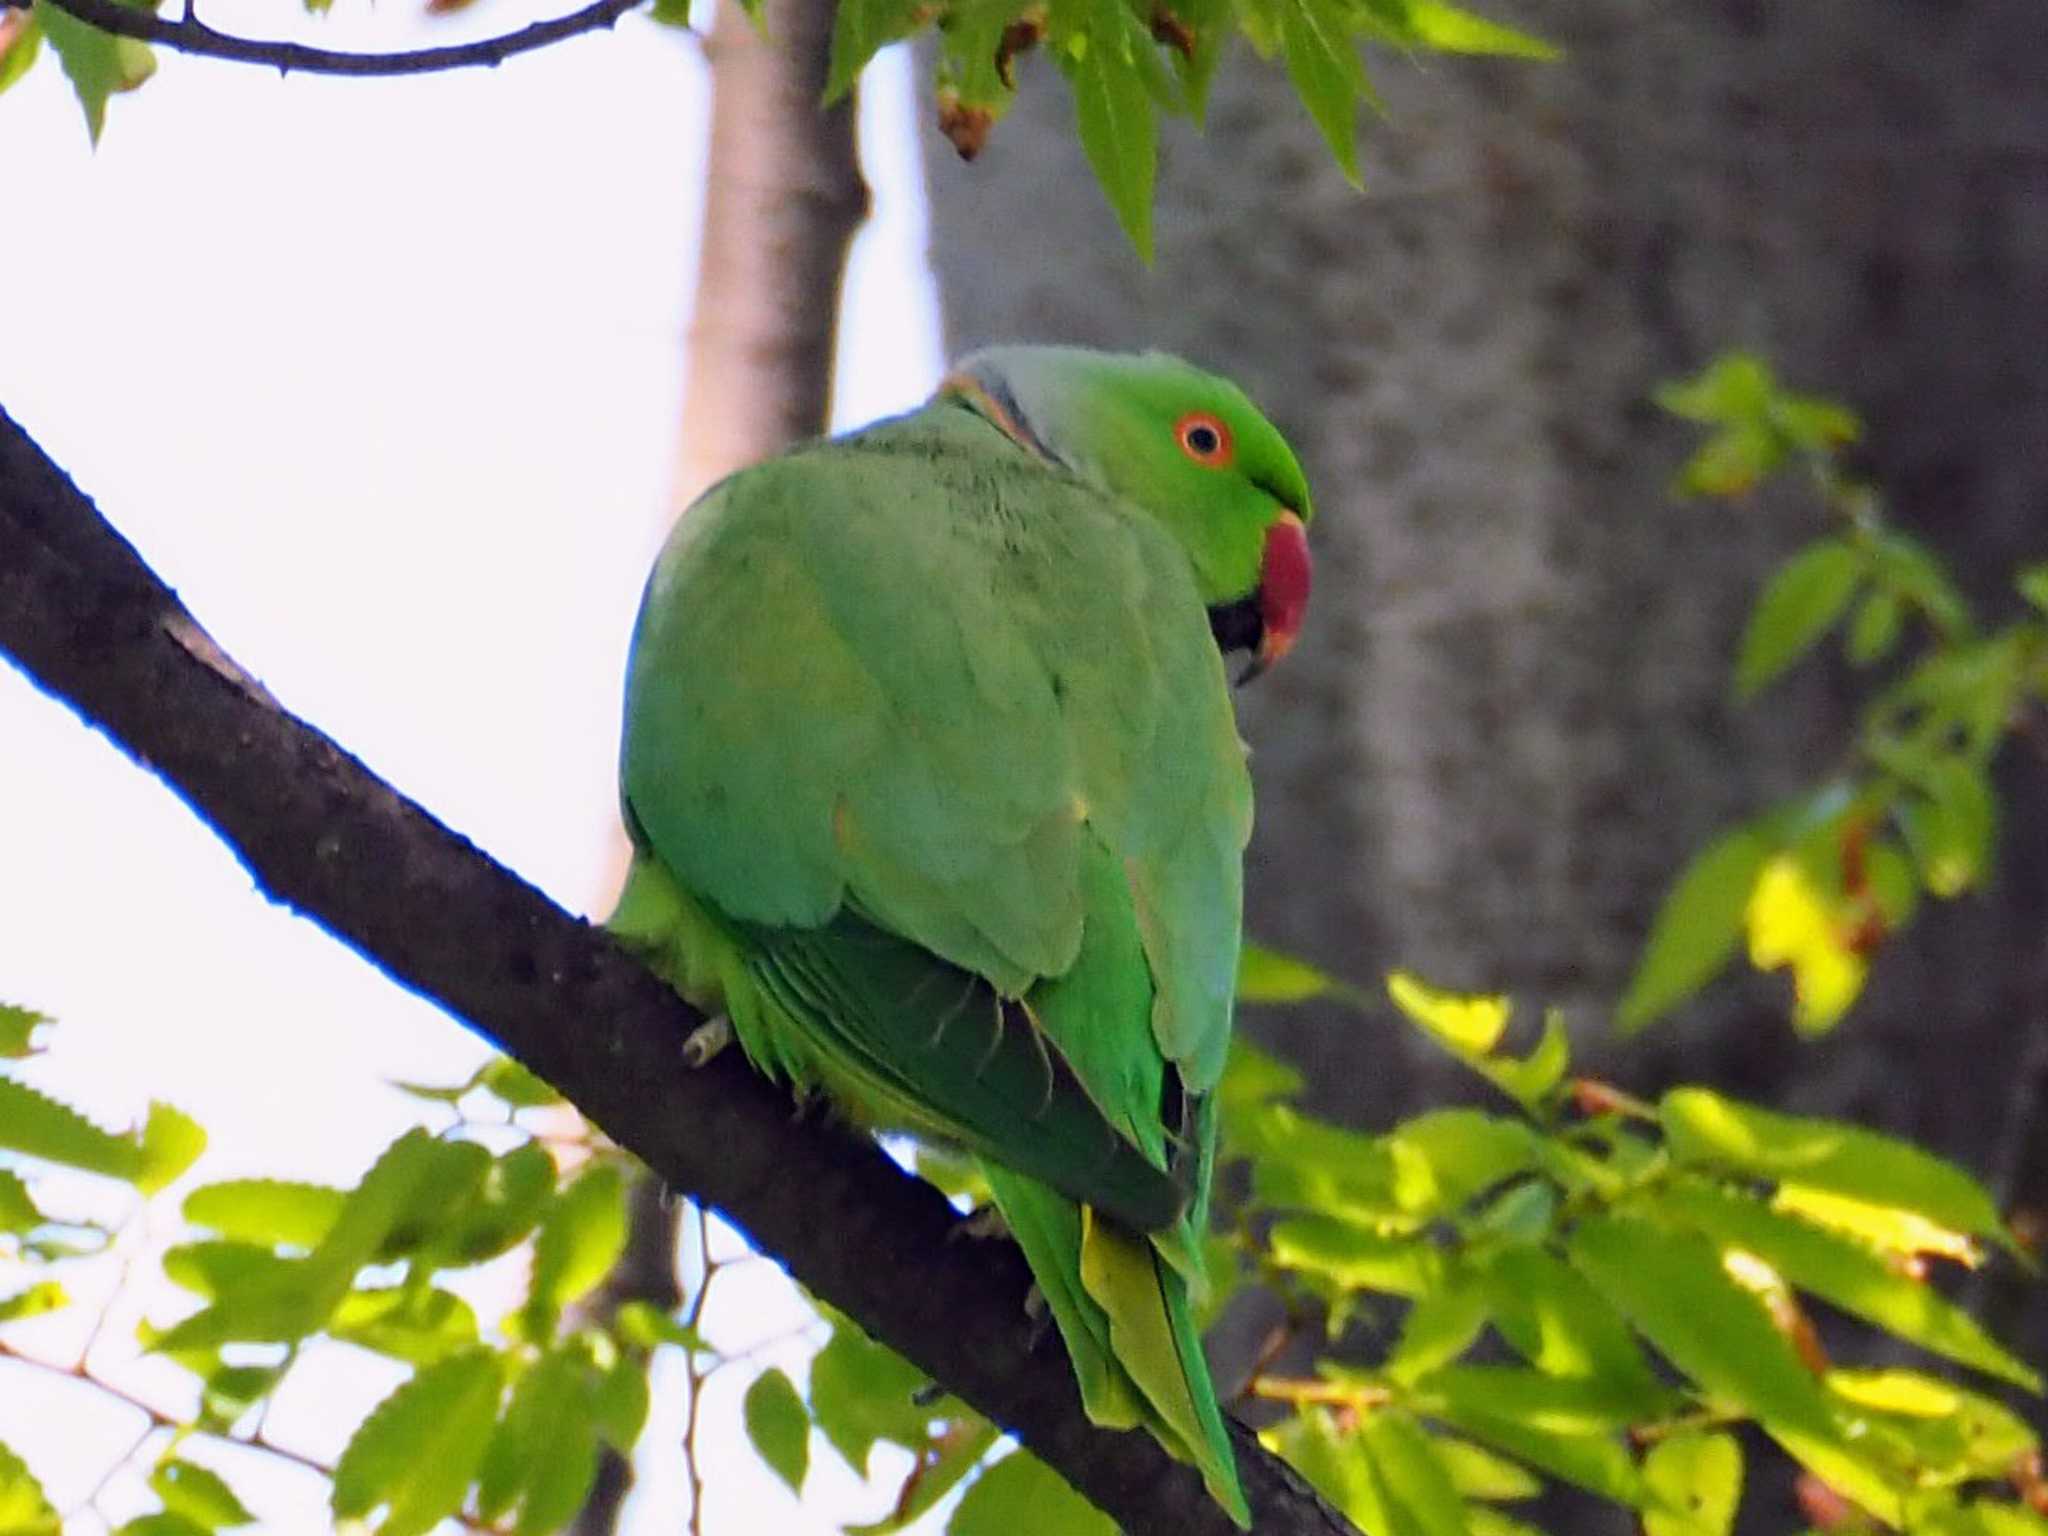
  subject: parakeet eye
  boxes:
[1175,412,1234,466]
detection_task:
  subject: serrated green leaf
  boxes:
[1659,1089,2011,1247]
[1404,0,1555,57]
[331,1348,502,1536]
[808,1318,936,1474]
[743,1366,811,1496]
[520,1162,627,1341]
[1567,1214,1838,1442]
[0,1441,59,1536]
[184,1180,344,1250]
[150,1458,255,1529]
[331,1286,479,1366]
[0,1076,144,1179]
[948,1449,1115,1536]
[1737,538,1864,699]
[1643,1432,1740,1536]
[847,1414,1001,1535]
[0,1007,45,1059]
[1276,0,1364,185]
[475,1347,598,1535]
[1068,0,1157,261]
[1655,1181,2037,1390]
[0,1283,66,1324]
[1619,824,1772,1030]
[1237,943,1347,1005]
[1360,1408,1467,1536]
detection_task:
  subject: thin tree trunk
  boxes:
[578,2,866,1528]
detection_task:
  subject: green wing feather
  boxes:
[616,397,1252,1522]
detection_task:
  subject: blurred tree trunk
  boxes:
[577,1,865,1529]
[923,0,2047,1508]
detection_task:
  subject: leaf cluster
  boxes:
[1623,353,2048,1036]
[1223,956,2044,1536]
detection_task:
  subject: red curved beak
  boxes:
[1244,510,1311,683]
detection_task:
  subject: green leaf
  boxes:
[1654,1181,2038,1390]
[1429,1437,1541,1502]
[1480,1246,1669,1410]
[1658,1089,2011,1246]
[1235,1103,1406,1222]
[613,1299,710,1354]
[0,1442,58,1534]
[1262,1408,1386,1528]
[150,1459,255,1529]
[476,1348,598,1535]
[1656,353,1775,425]
[808,1317,938,1474]
[111,1517,210,1536]
[184,1180,344,1249]
[743,1367,811,1496]
[160,1239,297,1301]
[1388,1110,1541,1219]
[136,1103,206,1195]
[1846,590,1904,667]
[1403,0,1556,58]
[331,1348,503,1536]
[824,0,924,100]
[0,1076,145,1179]
[0,1171,41,1235]
[591,1350,651,1453]
[478,1057,560,1109]
[0,1007,45,1059]
[0,1283,66,1324]
[1899,758,1997,897]
[1269,1216,1442,1297]
[37,0,119,141]
[2019,564,2048,613]
[1567,1214,1838,1441]
[1385,973,1511,1055]
[948,1450,1115,1536]
[1359,1409,1468,1536]
[1619,823,1772,1030]
[1474,1009,1570,1110]
[521,1162,628,1341]
[1872,533,1971,641]
[330,1286,480,1366]
[1276,0,1365,185]
[1642,1433,1741,1536]
[1068,0,1158,261]
[847,1415,1001,1535]
[1417,1369,1644,1504]
[430,1141,556,1267]
[1237,942,1347,1005]
[1736,537,1864,699]
[1387,1281,1489,1385]
[0,15,45,98]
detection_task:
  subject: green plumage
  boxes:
[613,348,1314,1526]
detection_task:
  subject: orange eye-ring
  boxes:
[1175,411,1234,467]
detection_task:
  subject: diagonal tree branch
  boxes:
[6,0,652,78]
[0,403,1358,1536]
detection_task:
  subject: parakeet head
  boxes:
[940,346,1314,679]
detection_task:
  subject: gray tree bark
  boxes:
[922,0,2048,1510]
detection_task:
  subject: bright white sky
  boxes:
[0,6,947,1529]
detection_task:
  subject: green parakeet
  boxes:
[611,346,1313,1526]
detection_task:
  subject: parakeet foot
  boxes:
[682,1014,733,1068]
[1021,1285,1054,1350]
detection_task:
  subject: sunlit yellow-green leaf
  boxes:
[1428,1436,1541,1502]
[1238,943,1348,1005]
[1386,971,1511,1054]
[0,1284,65,1324]
[1744,856,1866,1035]
[1771,1185,1980,1266]
[520,1162,628,1340]
[1360,1408,1467,1536]
[0,1440,60,1536]
[0,1171,39,1236]
[1659,1089,2012,1247]
[1404,0,1556,57]
[1642,1433,1741,1536]
[1417,1368,1644,1504]
[1261,1409,1385,1531]
[1825,1367,1957,1417]
[1269,1216,1442,1297]
[135,1103,206,1195]
[1737,538,1864,699]
[185,1179,344,1249]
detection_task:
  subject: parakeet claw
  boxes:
[950,1206,1011,1242]
[682,1014,733,1068]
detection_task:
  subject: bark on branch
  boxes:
[7,0,651,78]
[0,405,1357,1536]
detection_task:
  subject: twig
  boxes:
[6,0,657,78]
